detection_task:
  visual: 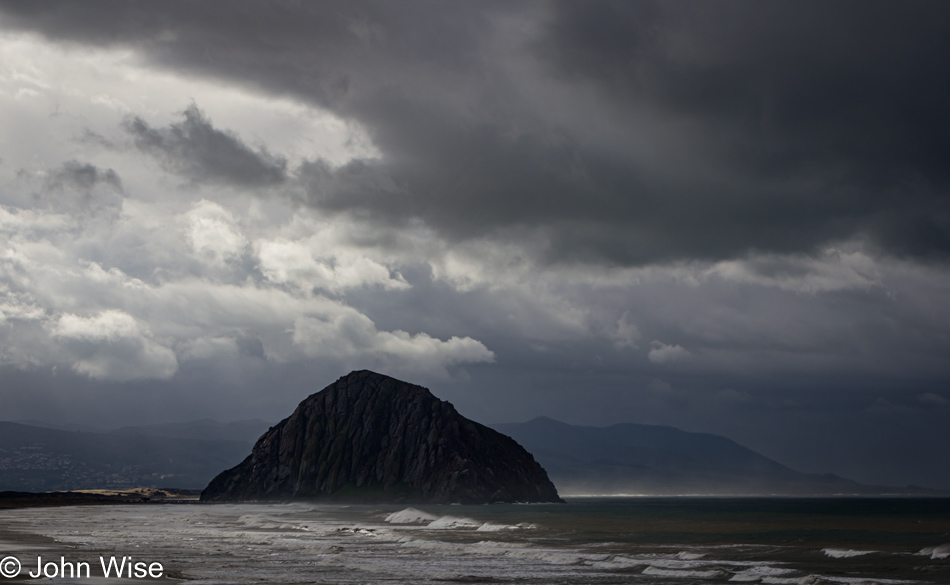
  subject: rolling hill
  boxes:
[493,417,915,496]
[0,421,260,491]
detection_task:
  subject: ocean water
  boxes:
[2,497,949,584]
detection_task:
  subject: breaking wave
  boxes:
[384,507,438,524]
[920,543,950,559]
[823,548,875,558]
[384,508,537,531]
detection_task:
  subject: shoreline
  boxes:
[0,519,91,583]
[0,498,946,584]
[5,489,948,513]
[0,508,184,583]
[0,489,201,511]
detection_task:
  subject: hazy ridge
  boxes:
[493,417,942,496]
[0,420,267,491]
[1,415,944,495]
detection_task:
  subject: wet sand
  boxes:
[0,505,183,584]
[1,520,85,583]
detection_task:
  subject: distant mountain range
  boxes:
[0,419,269,491]
[493,417,941,496]
[1,415,942,495]
[14,418,271,443]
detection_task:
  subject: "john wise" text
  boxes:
[24,555,163,579]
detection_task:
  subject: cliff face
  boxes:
[201,371,562,504]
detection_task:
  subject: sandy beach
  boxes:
[0,504,184,584]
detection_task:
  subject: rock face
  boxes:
[201,371,562,504]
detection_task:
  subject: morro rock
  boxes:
[201,370,562,504]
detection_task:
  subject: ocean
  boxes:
[1,497,948,584]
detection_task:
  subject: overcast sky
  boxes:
[0,1,948,489]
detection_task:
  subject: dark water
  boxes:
[2,497,949,584]
[364,497,950,584]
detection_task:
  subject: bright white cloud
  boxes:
[51,309,141,341]
[187,200,248,263]
[1,27,949,394]
[0,31,377,175]
[294,313,494,377]
[0,189,495,382]
[49,309,178,381]
[0,280,44,323]
[257,236,409,293]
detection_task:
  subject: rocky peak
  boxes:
[201,370,563,504]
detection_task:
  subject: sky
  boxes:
[0,1,948,490]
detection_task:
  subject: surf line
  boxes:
[27,556,164,579]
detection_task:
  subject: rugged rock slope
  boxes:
[201,371,562,504]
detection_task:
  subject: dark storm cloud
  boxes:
[545,0,950,183]
[21,160,124,212]
[123,104,287,187]
[539,0,950,259]
[3,1,949,263]
[44,160,123,194]
[75,129,117,151]
[4,1,950,492]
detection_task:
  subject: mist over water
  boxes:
[2,498,948,584]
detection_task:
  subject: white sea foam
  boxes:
[760,577,816,585]
[471,540,530,548]
[759,571,916,585]
[729,566,798,582]
[676,551,707,560]
[425,515,483,529]
[919,543,950,559]
[384,507,438,524]
[494,547,588,565]
[336,526,379,536]
[823,548,875,558]
[645,557,720,570]
[384,508,536,532]
[643,565,724,579]
[476,521,537,531]
[475,522,514,531]
[0,504,936,585]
